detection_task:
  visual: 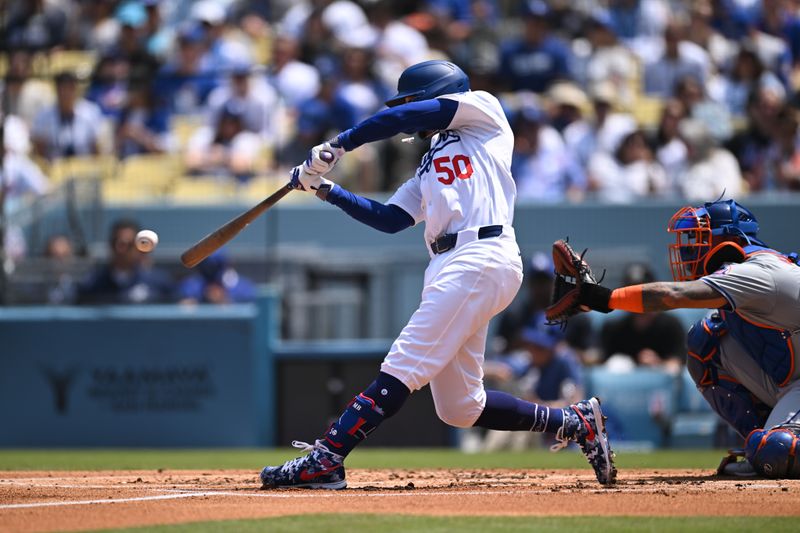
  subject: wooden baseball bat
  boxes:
[180,182,293,268]
[181,153,334,268]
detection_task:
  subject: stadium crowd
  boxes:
[4,0,800,200]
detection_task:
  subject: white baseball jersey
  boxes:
[386,91,517,248]
[380,90,524,427]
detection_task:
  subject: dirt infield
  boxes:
[1,468,799,532]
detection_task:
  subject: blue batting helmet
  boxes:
[385,60,470,108]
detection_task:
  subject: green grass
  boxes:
[92,515,797,533]
[0,448,726,471]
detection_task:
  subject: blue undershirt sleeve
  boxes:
[325,184,415,234]
[337,98,459,151]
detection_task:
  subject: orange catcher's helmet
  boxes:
[667,205,713,281]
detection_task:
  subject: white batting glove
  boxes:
[289,165,334,194]
[303,137,346,175]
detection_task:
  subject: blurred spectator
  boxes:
[206,62,279,144]
[178,251,257,304]
[764,106,800,190]
[677,118,744,200]
[142,0,173,59]
[725,85,784,190]
[366,0,430,90]
[562,82,637,169]
[757,0,800,65]
[111,1,161,84]
[43,235,77,305]
[588,129,670,202]
[67,0,120,51]
[608,0,671,45]
[600,263,685,373]
[686,0,738,70]
[2,113,50,258]
[3,114,33,156]
[547,82,590,133]
[32,72,104,161]
[191,0,253,72]
[674,75,733,143]
[4,0,68,51]
[2,116,49,208]
[578,10,639,106]
[515,318,584,407]
[643,21,709,98]
[77,219,174,305]
[284,77,339,167]
[333,47,389,130]
[498,1,572,92]
[155,22,218,115]
[494,251,593,358]
[1,49,55,127]
[268,34,322,108]
[85,53,130,122]
[510,98,587,202]
[718,45,783,117]
[185,99,263,180]
[648,99,688,186]
[115,82,173,158]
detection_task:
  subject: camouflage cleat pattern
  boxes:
[552,397,617,485]
[259,440,346,490]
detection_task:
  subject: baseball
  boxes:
[135,229,159,253]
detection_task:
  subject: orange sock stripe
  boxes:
[609,285,645,313]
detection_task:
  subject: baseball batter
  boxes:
[260,60,616,489]
[548,199,800,478]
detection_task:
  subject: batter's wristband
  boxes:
[315,182,333,201]
[580,283,613,313]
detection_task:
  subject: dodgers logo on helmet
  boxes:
[386,60,470,108]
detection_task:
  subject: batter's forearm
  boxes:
[337,99,458,151]
[325,184,414,234]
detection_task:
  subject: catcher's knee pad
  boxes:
[686,314,768,437]
[745,427,800,478]
[686,314,727,386]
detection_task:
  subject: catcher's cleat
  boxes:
[552,397,617,485]
[259,440,346,489]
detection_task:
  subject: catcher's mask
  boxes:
[667,200,764,281]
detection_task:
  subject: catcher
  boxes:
[547,199,800,478]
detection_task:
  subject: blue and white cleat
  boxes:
[552,397,617,485]
[259,440,346,489]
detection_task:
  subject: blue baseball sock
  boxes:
[322,371,409,457]
[474,390,566,434]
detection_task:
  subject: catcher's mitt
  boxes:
[545,239,610,325]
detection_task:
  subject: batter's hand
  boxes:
[304,137,346,175]
[289,165,333,193]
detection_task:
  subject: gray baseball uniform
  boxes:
[702,252,800,427]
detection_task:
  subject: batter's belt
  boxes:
[430,225,504,255]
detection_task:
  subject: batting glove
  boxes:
[304,136,346,175]
[290,165,334,197]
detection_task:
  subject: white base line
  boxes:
[0,492,223,510]
[0,489,527,510]
[0,483,787,511]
